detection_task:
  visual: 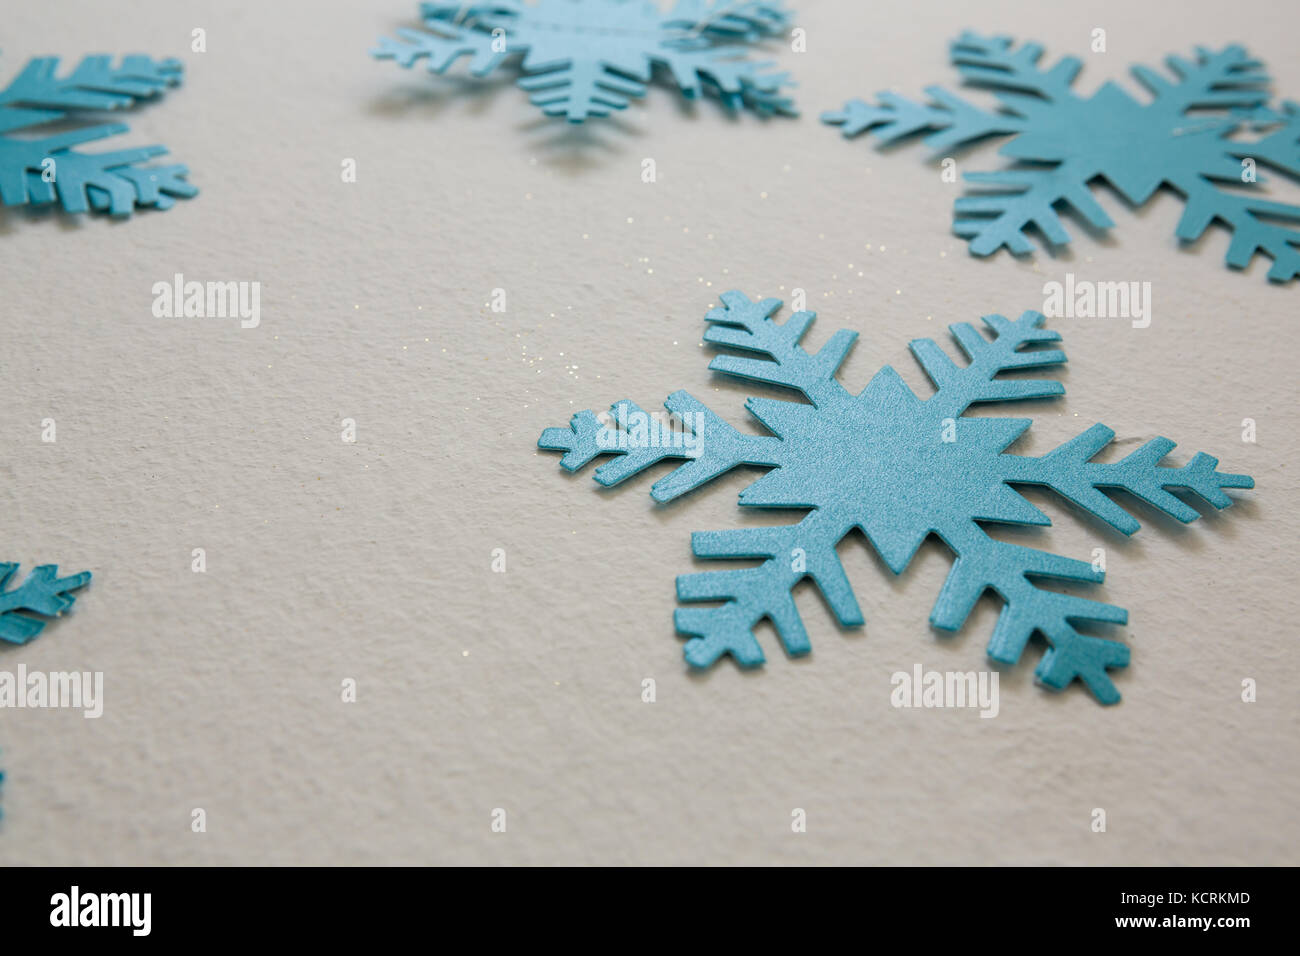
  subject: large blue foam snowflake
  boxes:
[374,1,796,123]
[538,292,1253,704]
[0,564,91,645]
[822,33,1300,282]
[0,52,195,216]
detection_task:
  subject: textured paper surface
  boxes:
[0,0,1296,865]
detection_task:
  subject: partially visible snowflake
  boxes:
[374,0,797,123]
[0,563,91,645]
[0,52,195,216]
[822,33,1300,282]
[538,291,1253,704]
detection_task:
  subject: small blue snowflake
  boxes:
[0,563,91,645]
[539,292,1253,704]
[0,53,196,216]
[822,33,1300,282]
[374,0,797,123]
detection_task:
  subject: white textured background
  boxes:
[0,0,1296,865]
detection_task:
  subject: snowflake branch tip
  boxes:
[0,564,92,645]
[1035,632,1131,705]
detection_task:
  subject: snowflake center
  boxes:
[759,385,1022,544]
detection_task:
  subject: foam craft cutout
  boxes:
[0,53,195,216]
[0,564,91,645]
[539,292,1254,704]
[374,0,797,123]
[822,33,1300,282]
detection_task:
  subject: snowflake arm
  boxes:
[909,309,1066,413]
[930,525,1130,704]
[0,128,191,214]
[1232,101,1300,178]
[662,0,791,39]
[0,564,91,645]
[371,23,509,76]
[947,32,1084,101]
[0,54,183,118]
[0,54,195,216]
[952,163,1117,256]
[537,392,786,502]
[1174,177,1300,282]
[515,60,652,122]
[653,46,794,116]
[660,2,796,114]
[1127,45,1271,114]
[819,33,1078,150]
[999,425,1255,535]
[702,290,855,406]
[675,508,863,667]
[821,86,1025,154]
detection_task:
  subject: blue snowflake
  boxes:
[822,33,1300,282]
[0,53,196,216]
[373,0,797,123]
[538,292,1253,704]
[0,564,91,645]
